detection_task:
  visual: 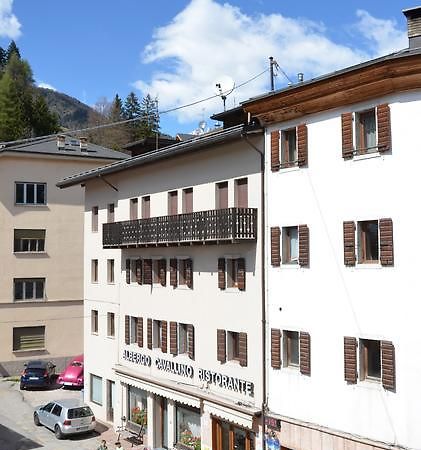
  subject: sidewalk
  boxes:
[96,422,147,450]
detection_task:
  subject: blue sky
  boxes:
[0,0,413,136]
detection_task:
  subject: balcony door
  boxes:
[183,188,193,214]
[142,196,150,219]
[234,178,248,208]
[168,191,178,215]
[216,182,228,209]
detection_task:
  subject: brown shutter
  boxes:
[297,124,308,167]
[343,221,356,266]
[239,332,248,367]
[125,259,131,284]
[125,315,130,345]
[271,227,281,267]
[298,224,309,267]
[381,340,396,391]
[170,322,178,355]
[161,321,167,353]
[341,112,354,159]
[379,218,394,266]
[271,328,281,369]
[299,332,311,376]
[271,130,280,172]
[136,258,142,284]
[237,258,246,291]
[217,329,226,363]
[143,259,152,285]
[185,258,193,289]
[377,104,391,153]
[159,259,167,286]
[187,324,195,360]
[137,317,143,347]
[170,258,178,288]
[344,337,358,384]
[218,258,226,290]
[147,318,152,349]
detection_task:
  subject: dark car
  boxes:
[20,360,56,390]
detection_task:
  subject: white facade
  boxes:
[265,91,421,450]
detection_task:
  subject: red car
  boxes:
[58,355,84,388]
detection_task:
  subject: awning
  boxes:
[203,401,255,430]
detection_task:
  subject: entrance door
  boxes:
[212,418,253,450]
[106,380,115,422]
[154,395,168,449]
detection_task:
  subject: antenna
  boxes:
[213,75,235,111]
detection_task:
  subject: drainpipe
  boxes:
[241,124,267,450]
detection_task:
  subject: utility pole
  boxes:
[269,56,275,91]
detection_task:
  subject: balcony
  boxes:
[102,207,257,248]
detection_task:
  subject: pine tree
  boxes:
[139,94,160,137]
[0,72,27,140]
[123,92,142,141]
[6,40,21,63]
[109,94,124,122]
[0,47,6,73]
[32,95,60,136]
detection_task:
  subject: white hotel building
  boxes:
[58,119,265,450]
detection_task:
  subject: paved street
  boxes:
[0,379,134,450]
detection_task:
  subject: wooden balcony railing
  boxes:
[102,207,257,248]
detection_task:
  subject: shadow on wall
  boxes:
[0,355,79,377]
[0,424,42,450]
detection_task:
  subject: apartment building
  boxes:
[0,135,127,375]
[242,6,421,450]
[57,122,264,450]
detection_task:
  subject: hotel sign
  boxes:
[198,368,254,397]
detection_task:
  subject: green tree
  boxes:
[0,47,6,73]
[32,95,60,136]
[0,71,27,140]
[6,40,21,62]
[123,91,142,141]
[139,94,160,137]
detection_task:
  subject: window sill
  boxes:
[107,282,115,285]
[14,203,47,207]
[106,335,115,340]
[358,379,382,390]
[176,285,191,291]
[224,287,241,293]
[14,299,46,303]
[352,152,381,162]
[91,332,99,336]
[91,281,99,284]
[14,251,47,255]
[280,263,300,270]
[355,263,382,270]
[278,165,300,173]
[13,348,46,354]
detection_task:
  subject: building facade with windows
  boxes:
[58,123,264,450]
[0,136,127,375]
[243,6,421,450]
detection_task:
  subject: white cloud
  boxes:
[0,0,21,39]
[37,82,57,91]
[134,0,406,124]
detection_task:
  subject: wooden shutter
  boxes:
[271,130,280,172]
[297,124,308,167]
[341,113,354,159]
[125,259,131,284]
[381,340,396,391]
[271,227,281,267]
[159,259,167,286]
[170,258,178,288]
[137,317,143,347]
[125,315,130,345]
[344,337,358,384]
[216,182,228,209]
[183,188,193,214]
[170,321,178,355]
[186,258,193,289]
[237,258,246,291]
[377,104,391,153]
[217,329,226,363]
[187,324,195,360]
[239,332,248,367]
[343,221,356,266]
[298,224,309,267]
[147,318,152,349]
[379,218,394,266]
[161,321,167,353]
[143,259,152,285]
[235,178,248,208]
[271,328,281,369]
[218,258,226,289]
[136,258,142,284]
[299,332,311,376]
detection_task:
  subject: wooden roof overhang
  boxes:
[243,52,421,125]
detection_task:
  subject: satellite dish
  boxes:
[213,75,235,111]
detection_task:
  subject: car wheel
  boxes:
[20,383,25,390]
[54,425,63,440]
[33,413,41,426]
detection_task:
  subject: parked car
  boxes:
[58,354,84,388]
[20,360,56,390]
[33,399,96,439]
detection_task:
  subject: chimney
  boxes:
[79,137,88,152]
[57,134,66,150]
[403,6,421,48]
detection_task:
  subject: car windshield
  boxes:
[67,406,93,419]
[71,362,83,367]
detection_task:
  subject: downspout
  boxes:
[241,126,267,450]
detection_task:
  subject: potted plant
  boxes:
[180,429,201,450]
[131,406,147,427]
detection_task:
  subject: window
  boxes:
[179,259,187,286]
[218,257,245,291]
[153,320,163,349]
[358,220,379,263]
[355,109,376,153]
[107,203,115,223]
[216,181,228,209]
[282,226,298,264]
[217,329,247,366]
[90,374,103,405]
[91,259,98,283]
[284,331,299,367]
[168,191,178,215]
[130,198,138,220]
[91,310,98,334]
[15,182,46,205]
[92,206,98,232]
[107,312,115,338]
[227,331,241,362]
[227,259,240,288]
[51,404,62,416]
[176,406,201,447]
[14,278,44,301]
[178,323,188,354]
[13,326,45,351]
[234,178,248,208]
[130,317,138,344]
[107,259,115,284]
[14,229,45,253]
[182,187,193,213]
[142,196,150,219]
[360,339,381,381]
[281,128,297,167]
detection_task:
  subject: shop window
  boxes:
[90,374,102,405]
[128,386,148,430]
[176,405,201,449]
